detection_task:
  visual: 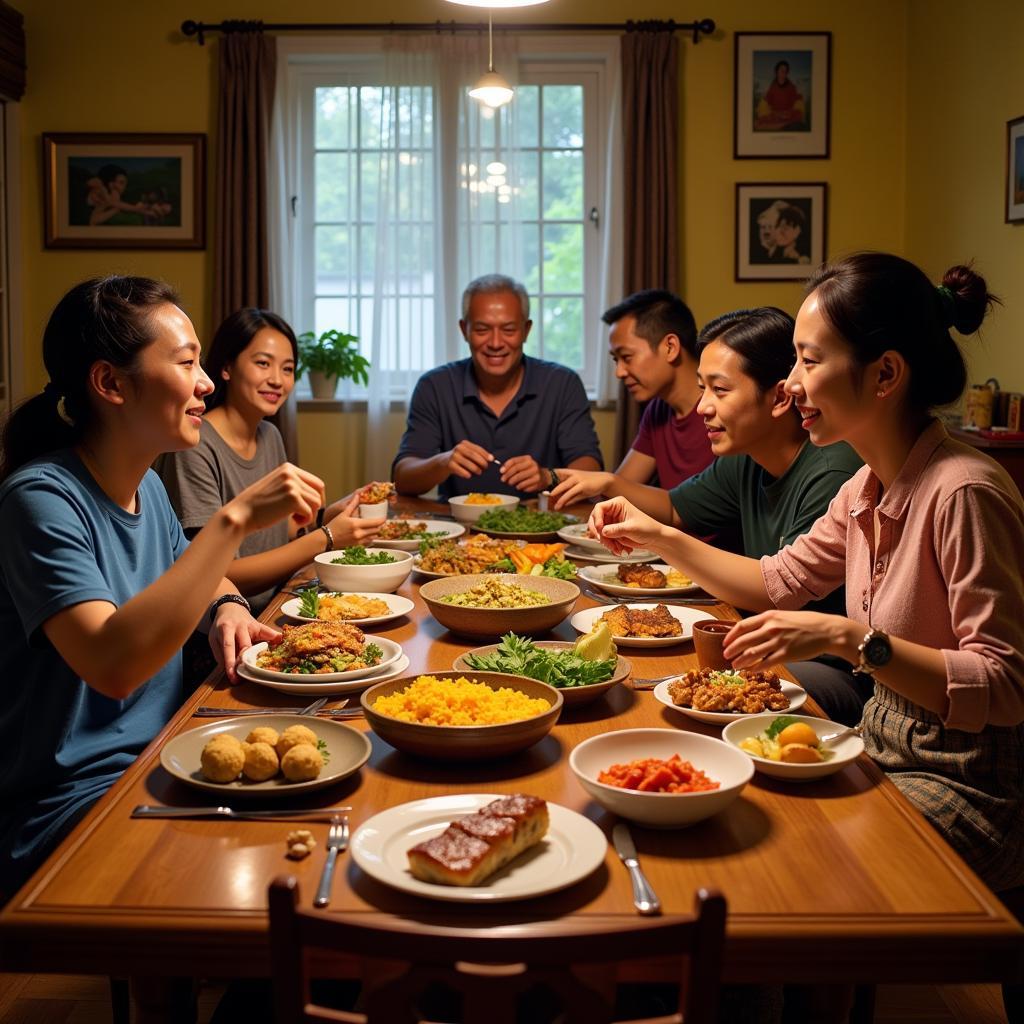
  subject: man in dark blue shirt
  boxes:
[393,274,603,499]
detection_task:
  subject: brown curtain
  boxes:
[614,27,680,465]
[0,1,25,101]
[213,30,298,460]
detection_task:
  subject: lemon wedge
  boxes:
[574,621,617,662]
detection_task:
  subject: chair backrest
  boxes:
[268,875,726,1024]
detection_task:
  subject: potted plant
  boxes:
[296,328,370,399]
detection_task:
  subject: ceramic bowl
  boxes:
[314,548,413,593]
[569,728,753,828]
[448,493,520,524]
[360,670,562,760]
[419,573,579,638]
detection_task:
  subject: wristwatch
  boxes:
[547,467,559,490]
[856,628,892,676]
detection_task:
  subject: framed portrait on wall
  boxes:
[43,132,206,249]
[736,182,827,282]
[734,32,831,159]
[1006,115,1024,223]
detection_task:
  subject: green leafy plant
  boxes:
[464,632,615,690]
[297,586,320,619]
[296,328,370,385]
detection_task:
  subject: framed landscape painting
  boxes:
[1007,115,1024,223]
[734,32,831,158]
[43,132,205,249]
[736,182,827,282]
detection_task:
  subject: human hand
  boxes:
[226,463,325,534]
[500,455,545,493]
[722,610,851,670]
[549,469,614,510]
[446,440,494,479]
[209,604,281,684]
[589,497,669,556]
[323,492,360,524]
[329,514,387,547]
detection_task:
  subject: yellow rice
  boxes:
[371,674,549,726]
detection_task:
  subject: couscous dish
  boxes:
[370,675,550,726]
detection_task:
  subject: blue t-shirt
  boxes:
[0,451,187,895]
[393,355,603,500]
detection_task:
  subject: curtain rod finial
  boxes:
[181,19,205,45]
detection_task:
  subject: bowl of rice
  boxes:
[419,573,579,638]
[360,671,563,760]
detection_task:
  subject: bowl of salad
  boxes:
[314,546,413,593]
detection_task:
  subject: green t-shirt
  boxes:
[669,441,862,615]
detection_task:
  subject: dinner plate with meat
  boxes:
[235,653,411,695]
[350,793,606,902]
[578,562,701,597]
[652,669,807,725]
[570,603,714,647]
[372,519,465,552]
[279,592,415,626]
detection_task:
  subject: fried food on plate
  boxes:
[617,562,668,589]
[599,603,682,638]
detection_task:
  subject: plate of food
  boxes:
[570,603,714,648]
[350,793,606,902]
[473,507,579,542]
[561,544,660,564]
[578,563,700,597]
[236,654,411,695]
[653,668,807,725]
[372,519,465,552]
[412,535,525,578]
[159,714,372,796]
[279,590,415,626]
[240,623,403,682]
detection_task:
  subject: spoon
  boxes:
[817,723,862,748]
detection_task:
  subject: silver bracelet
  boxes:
[320,523,334,551]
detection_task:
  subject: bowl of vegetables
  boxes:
[314,546,413,593]
[452,630,630,707]
[448,492,519,524]
[474,507,578,542]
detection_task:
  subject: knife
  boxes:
[193,706,362,718]
[612,823,661,916]
[132,805,352,822]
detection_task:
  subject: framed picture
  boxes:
[734,32,831,159]
[1006,115,1024,224]
[736,182,827,282]
[43,132,205,249]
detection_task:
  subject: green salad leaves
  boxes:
[331,546,396,565]
[476,508,572,533]
[463,632,615,689]
[297,587,320,618]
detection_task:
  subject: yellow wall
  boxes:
[14,0,926,497]
[904,0,1024,393]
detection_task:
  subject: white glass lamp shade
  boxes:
[445,1,551,7]
[469,70,514,108]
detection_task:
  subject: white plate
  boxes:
[241,636,404,683]
[373,520,465,552]
[556,522,608,552]
[350,794,606,902]
[653,677,808,725]
[160,714,372,796]
[578,563,701,597]
[722,713,864,781]
[563,544,659,564]
[279,592,415,626]
[236,654,411,695]
[570,604,714,647]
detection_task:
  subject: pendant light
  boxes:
[468,12,514,108]
[445,1,550,7]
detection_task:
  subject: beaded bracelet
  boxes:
[209,593,252,624]
[320,523,334,551]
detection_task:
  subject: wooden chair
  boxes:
[268,875,727,1024]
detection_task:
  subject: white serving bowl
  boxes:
[721,714,865,782]
[314,548,414,593]
[448,493,519,524]
[569,728,754,829]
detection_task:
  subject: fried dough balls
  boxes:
[280,742,324,782]
[276,724,318,759]
[245,726,280,747]
[200,734,245,782]
[242,741,280,782]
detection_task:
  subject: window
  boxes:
[283,38,616,401]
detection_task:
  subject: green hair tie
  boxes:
[936,285,956,327]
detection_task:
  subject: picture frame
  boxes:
[1006,115,1024,224]
[43,132,206,249]
[736,182,827,282]
[734,32,831,159]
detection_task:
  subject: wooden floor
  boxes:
[0,973,1010,1023]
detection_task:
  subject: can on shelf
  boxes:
[1008,393,1022,433]
[964,385,995,429]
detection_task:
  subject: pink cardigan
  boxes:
[760,420,1024,732]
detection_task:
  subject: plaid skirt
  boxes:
[863,684,1024,892]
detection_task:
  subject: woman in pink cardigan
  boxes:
[591,252,1024,896]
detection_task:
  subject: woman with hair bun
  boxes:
[0,277,325,897]
[592,252,1024,896]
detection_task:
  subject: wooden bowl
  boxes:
[360,671,563,760]
[418,573,579,638]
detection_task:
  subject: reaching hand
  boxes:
[329,514,386,547]
[722,610,849,670]
[323,492,360,523]
[549,469,614,510]
[210,603,281,684]
[500,455,545,493]
[447,440,494,479]
[226,463,325,534]
[589,497,669,556]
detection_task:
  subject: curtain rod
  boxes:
[180,18,716,47]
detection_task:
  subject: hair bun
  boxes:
[940,264,998,335]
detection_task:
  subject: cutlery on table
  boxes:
[300,697,329,716]
[612,823,661,916]
[818,723,862,748]
[192,703,360,718]
[631,674,682,691]
[132,805,352,822]
[314,814,349,908]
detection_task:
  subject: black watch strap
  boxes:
[209,593,251,624]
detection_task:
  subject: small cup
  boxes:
[692,619,736,671]
[537,491,551,511]
[359,500,388,520]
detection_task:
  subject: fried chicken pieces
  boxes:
[616,562,668,589]
[668,668,790,714]
[599,603,682,638]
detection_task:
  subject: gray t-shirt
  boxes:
[155,419,288,613]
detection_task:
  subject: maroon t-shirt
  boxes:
[631,399,714,488]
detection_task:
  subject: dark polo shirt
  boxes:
[393,355,603,499]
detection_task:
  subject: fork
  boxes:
[314,814,349,908]
[631,673,683,690]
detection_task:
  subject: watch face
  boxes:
[864,634,892,667]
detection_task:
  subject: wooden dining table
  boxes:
[1,501,1021,1019]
